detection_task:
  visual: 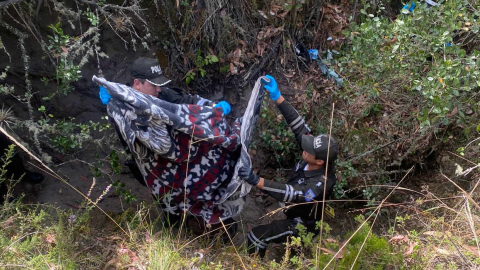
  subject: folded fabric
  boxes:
[92,76,266,224]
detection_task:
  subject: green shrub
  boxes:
[36,106,111,154]
[339,0,480,129]
[316,215,402,270]
[255,100,299,167]
[47,22,82,95]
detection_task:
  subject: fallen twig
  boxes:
[349,137,405,162]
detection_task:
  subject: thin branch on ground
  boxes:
[317,102,335,264]
[177,124,196,242]
[441,172,480,210]
[219,218,247,270]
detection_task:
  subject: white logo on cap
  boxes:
[314,136,323,149]
[314,135,328,149]
[151,65,162,74]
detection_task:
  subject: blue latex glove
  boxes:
[99,86,111,105]
[402,1,415,12]
[262,75,281,101]
[215,101,231,115]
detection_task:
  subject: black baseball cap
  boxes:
[301,134,338,162]
[131,57,171,86]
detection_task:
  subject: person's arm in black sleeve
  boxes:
[275,96,311,146]
[158,86,214,106]
[260,177,326,203]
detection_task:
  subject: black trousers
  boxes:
[247,217,317,258]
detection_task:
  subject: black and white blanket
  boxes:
[92,76,265,224]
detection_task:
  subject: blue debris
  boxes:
[403,1,416,12]
[326,50,334,61]
[315,57,344,88]
[308,49,318,60]
[425,0,439,7]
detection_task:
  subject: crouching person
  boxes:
[240,75,339,258]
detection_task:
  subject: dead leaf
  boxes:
[103,258,118,270]
[128,250,139,262]
[404,242,418,255]
[154,231,162,241]
[238,39,246,50]
[74,246,93,259]
[230,63,237,75]
[257,42,265,56]
[319,247,343,259]
[322,238,338,247]
[232,48,241,62]
[65,203,84,209]
[446,107,458,118]
[61,46,68,53]
[233,61,244,67]
[423,231,443,237]
[380,37,398,48]
[283,72,294,78]
[45,234,56,245]
[81,175,88,182]
[389,235,406,243]
[1,216,14,228]
[463,245,480,257]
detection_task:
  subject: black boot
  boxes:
[220,218,238,244]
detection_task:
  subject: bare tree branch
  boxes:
[75,0,147,11]
[0,0,27,8]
